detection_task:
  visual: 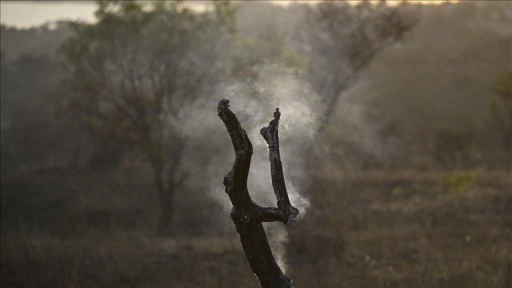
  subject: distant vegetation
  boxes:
[2,1,510,172]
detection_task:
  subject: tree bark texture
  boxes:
[217,99,299,288]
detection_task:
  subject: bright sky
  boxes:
[0,1,457,28]
[0,1,208,28]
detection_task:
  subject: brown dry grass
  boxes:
[1,167,511,287]
[289,169,511,288]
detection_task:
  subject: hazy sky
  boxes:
[0,1,208,28]
[1,2,97,28]
[1,1,455,28]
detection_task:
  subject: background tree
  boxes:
[302,1,418,130]
[59,0,235,234]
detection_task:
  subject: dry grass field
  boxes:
[1,165,510,288]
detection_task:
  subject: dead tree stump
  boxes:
[217,99,300,288]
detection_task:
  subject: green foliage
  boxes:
[57,1,241,229]
[57,1,308,229]
[58,0,303,167]
[59,1,234,162]
[444,171,478,193]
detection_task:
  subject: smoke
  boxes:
[180,63,321,271]
[220,64,320,212]
[223,65,323,272]
[266,224,289,273]
[179,61,395,272]
[327,80,402,168]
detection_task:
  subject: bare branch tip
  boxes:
[274,108,281,121]
[217,99,230,116]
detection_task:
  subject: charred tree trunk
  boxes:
[217,99,300,288]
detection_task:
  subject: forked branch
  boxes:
[261,108,299,225]
[218,99,300,288]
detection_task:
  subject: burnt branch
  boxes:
[218,99,300,288]
[260,108,299,225]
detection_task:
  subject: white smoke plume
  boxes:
[176,60,396,272]
[180,63,322,271]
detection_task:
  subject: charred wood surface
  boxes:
[217,99,299,288]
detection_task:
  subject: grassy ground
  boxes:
[1,167,511,287]
[290,169,512,288]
